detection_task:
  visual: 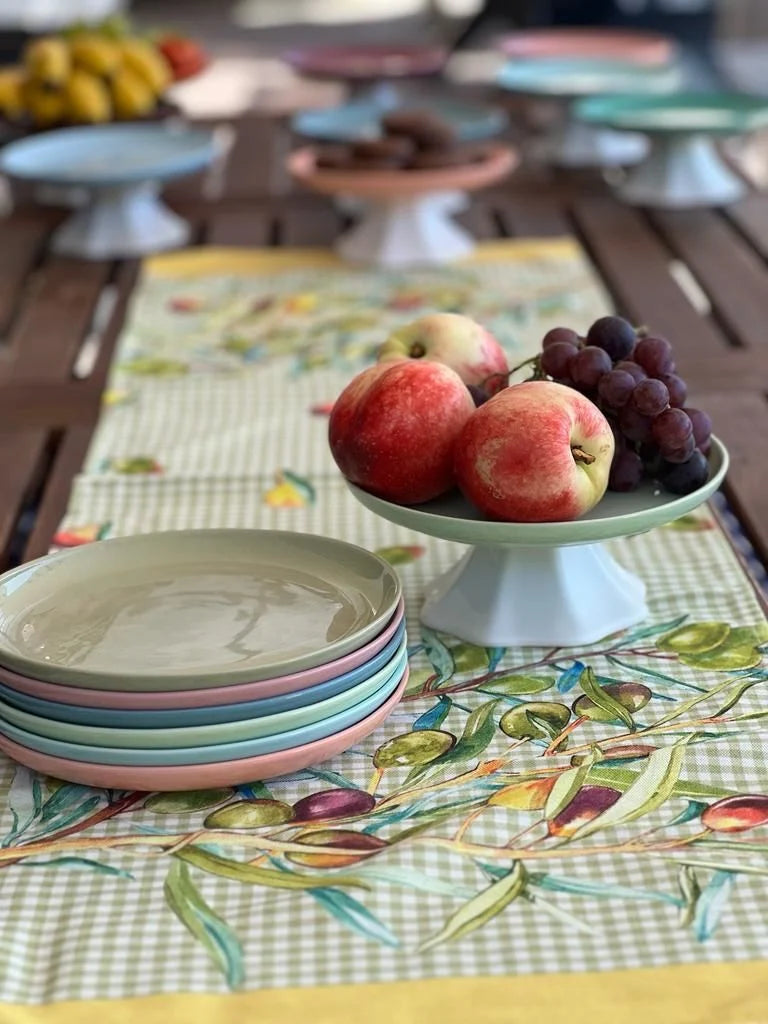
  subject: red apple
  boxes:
[455,380,614,522]
[329,361,475,504]
[378,313,509,396]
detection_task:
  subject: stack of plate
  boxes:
[0,530,407,790]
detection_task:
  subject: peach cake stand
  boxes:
[288,143,518,267]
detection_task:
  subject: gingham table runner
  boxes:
[0,242,765,1024]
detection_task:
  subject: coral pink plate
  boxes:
[0,669,408,790]
[288,143,518,200]
[0,599,404,709]
[499,28,673,65]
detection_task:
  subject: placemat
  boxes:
[1,242,765,1023]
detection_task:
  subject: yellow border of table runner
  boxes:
[144,238,581,277]
[2,962,765,1023]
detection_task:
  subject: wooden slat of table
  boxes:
[648,208,768,351]
[0,429,50,571]
[495,191,571,237]
[0,257,137,565]
[723,194,768,263]
[205,205,273,247]
[698,391,768,566]
[0,213,57,343]
[279,201,343,246]
[2,257,112,381]
[22,425,94,564]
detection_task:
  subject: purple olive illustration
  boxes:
[292,788,376,823]
[287,829,388,868]
[548,785,622,838]
[701,794,768,833]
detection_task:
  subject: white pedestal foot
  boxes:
[337,193,474,266]
[420,543,647,647]
[51,182,191,260]
[617,133,747,208]
[547,115,648,167]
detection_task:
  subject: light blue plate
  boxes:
[0,124,218,187]
[0,653,407,766]
[0,621,406,729]
[496,57,680,98]
[0,641,407,749]
[292,99,508,142]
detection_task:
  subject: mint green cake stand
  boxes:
[348,437,728,647]
[576,93,768,206]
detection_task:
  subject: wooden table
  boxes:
[0,112,766,578]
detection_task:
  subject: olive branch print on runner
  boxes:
[1,615,767,986]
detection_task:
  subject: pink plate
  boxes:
[0,668,408,790]
[0,598,404,710]
[289,143,518,200]
[283,45,446,80]
[499,28,673,66]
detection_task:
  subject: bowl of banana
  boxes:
[0,20,208,137]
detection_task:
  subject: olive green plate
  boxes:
[348,436,728,548]
[576,92,768,135]
[0,530,401,691]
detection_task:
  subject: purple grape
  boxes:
[609,449,644,492]
[570,345,612,389]
[660,450,709,495]
[631,378,670,417]
[608,417,624,451]
[586,315,636,362]
[662,434,696,463]
[652,407,693,453]
[543,327,580,350]
[683,407,712,451]
[634,336,675,376]
[540,341,578,379]
[619,406,653,443]
[639,442,664,477]
[615,360,647,383]
[659,373,687,408]
[597,369,636,409]
[467,385,489,407]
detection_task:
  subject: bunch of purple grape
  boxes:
[540,316,712,495]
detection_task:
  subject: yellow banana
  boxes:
[64,69,111,123]
[110,67,155,120]
[118,38,171,96]
[24,36,70,86]
[70,33,121,78]
[22,81,65,127]
[0,67,26,119]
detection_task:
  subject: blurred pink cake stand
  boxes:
[288,143,518,267]
[499,28,674,67]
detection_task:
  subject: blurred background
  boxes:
[1,0,766,117]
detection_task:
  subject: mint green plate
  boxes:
[348,437,728,548]
[576,92,768,135]
[496,57,679,98]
